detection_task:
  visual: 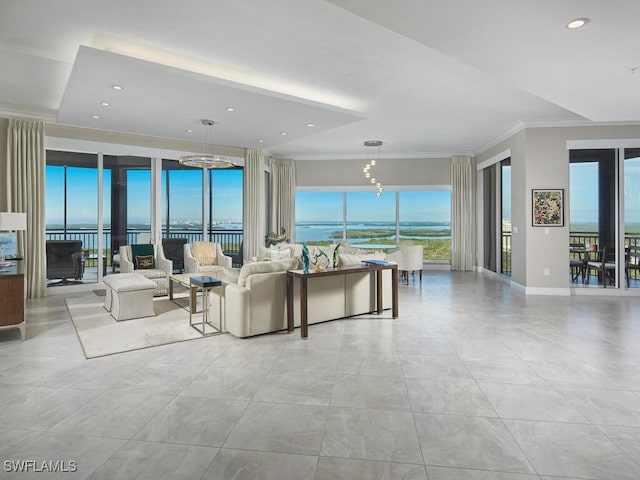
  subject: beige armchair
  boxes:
[388,244,424,284]
[119,244,172,296]
[184,241,233,276]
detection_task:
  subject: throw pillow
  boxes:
[130,243,154,262]
[135,255,155,269]
[191,241,217,266]
[268,247,292,260]
[237,258,299,287]
[309,245,336,269]
[258,246,271,261]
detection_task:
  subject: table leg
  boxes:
[190,286,197,314]
[287,273,294,333]
[376,269,383,314]
[300,277,308,338]
[169,278,174,300]
[392,267,398,318]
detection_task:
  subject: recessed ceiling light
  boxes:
[100,101,110,106]
[226,107,235,112]
[280,132,287,136]
[111,84,123,90]
[306,123,315,127]
[186,129,193,133]
[92,115,100,119]
[257,139,264,143]
[566,18,590,29]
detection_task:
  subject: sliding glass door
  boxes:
[624,149,640,288]
[569,149,617,287]
[45,151,101,285]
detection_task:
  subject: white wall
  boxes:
[295,157,451,188]
[476,124,640,293]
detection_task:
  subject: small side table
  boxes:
[189,275,223,336]
[0,259,25,340]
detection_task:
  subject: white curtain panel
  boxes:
[6,118,47,298]
[269,158,296,242]
[451,156,476,271]
[243,149,266,262]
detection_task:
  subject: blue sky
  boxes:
[45,166,243,224]
[295,190,452,223]
[44,157,640,226]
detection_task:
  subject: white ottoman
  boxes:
[103,273,156,321]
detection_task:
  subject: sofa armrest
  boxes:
[223,283,251,338]
[184,244,199,273]
[119,247,134,273]
[156,256,173,277]
[215,244,233,268]
[218,253,233,268]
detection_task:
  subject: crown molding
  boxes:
[473,119,640,157]
[272,150,472,161]
[0,102,57,122]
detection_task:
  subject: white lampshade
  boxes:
[0,212,27,231]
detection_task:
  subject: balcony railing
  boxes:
[45,228,243,265]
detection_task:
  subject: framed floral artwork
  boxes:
[532,189,564,226]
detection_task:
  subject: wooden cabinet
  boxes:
[0,261,25,340]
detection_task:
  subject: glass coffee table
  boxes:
[169,273,201,313]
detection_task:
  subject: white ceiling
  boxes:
[1,0,638,159]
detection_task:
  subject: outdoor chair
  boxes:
[625,245,640,288]
[585,246,616,287]
[162,237,187,273]
[46,240,84,286]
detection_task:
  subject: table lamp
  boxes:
[0,212,27,265]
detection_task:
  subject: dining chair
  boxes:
[625,245,640,288]
[569,243,586,282]
[585,246,616,287]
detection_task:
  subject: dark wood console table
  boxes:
[0,260,25,340]
[287,262,398,338]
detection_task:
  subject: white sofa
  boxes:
[218,252,392,338]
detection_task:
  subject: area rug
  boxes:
[66,293,213,358]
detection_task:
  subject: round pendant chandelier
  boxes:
[180,119,236,169]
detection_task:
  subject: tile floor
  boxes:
[1,271,640,479]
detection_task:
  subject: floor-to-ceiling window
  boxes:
[501,159,512,276]
[295,191,344,245]
[483,164,497,272]
[569,149,617,287]
[161,160,203,242]
[399,190,451,260]
[295,189,451,260]
[45,151,101,285]
[624,148,640,288]
[208,168,244,255]
[346,191,397,248]
[482,158,509,275]
[104,155,152,257]
[45,150,245,284]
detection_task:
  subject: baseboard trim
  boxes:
[523,286,571,296]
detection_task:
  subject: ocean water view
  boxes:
[294,221,451,244]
